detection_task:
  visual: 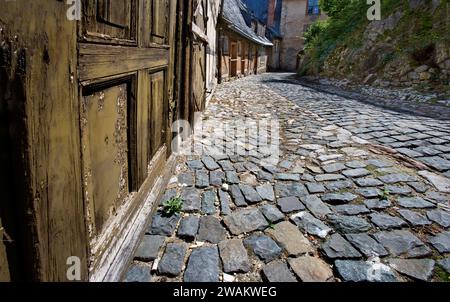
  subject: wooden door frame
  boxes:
[230,41,238,77]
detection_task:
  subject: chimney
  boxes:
[267,0,277,27]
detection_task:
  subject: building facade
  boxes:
[280,0,327,71]
[217,0,273,82]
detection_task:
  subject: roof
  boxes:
[221,0,273,46]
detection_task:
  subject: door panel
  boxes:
[149,70,166,158]
[82,0,137,45]
[81,80,135,234]
[151,0,169,44]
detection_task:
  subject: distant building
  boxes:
[280,0,327,71]
[241,0,283,70]
[218,0,273,82]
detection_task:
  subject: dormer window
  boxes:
[307,0,320,15]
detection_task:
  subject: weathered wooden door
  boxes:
[78,0,177,280]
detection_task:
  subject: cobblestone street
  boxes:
[125,73,450,282]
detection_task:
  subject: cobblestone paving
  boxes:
[124,73,450,283]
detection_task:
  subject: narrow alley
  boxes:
[125,73,450,282]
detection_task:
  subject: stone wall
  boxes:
[304,0,450,93]
[280,0,327,71]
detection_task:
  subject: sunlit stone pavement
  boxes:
[124,73,450,283]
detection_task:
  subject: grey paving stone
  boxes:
[388,259,435,281]
[364,198,392,209]
[202,156,220,171]
[355,177,383,187]
[321,192,358,204]
[356,187,382,198]
[218,189,232,216]
[291,211,333,238]
[369,213,407,230]
[418,156,450,171]
[397,197,435,209]
[438,258,450,273]
[342,168,371,178]
[367,159,393,168]
[239,184,262,203]
[323,163,346,173]
[396,148,423,158]
[335,260,398,282]
[229,184,247,207]
[197,216,227,244]
[378,173,416,184]
[262,260,297,282]
[225,171,240,184]
[187,160,204,170]
[184,246,220,282]
[195,170,210,188]
[306,182,326,193]
[301,195,332,218]
[397,209,431,226]
[219,239,250,273]
[201,190,216,215]
[321,234,362,259]
[259,204,285,223]
[345,160,368,168]
[345,233,388,257]
[277,196,305,213]
[316,174,346,182]
[425,192,450,204]
[158,242,188,276]
[274,182,308,198]
[177,215,200,240]
[327,214,372,233]
[256,183,275,201]
[325,180,354,191]
[408,182,429,193]
[372,230,431,258]
[332,204,370,215]
[257,170,274,181]
[148,213,180,236]
[275,173,300,181]
[210,170,225,186]
[223,208,269,235]
[123,264,152,282]
[244,234,283,263]
[218,160,235,171]
[385,185,412,195]
[413,146,441,156]
[181,187,201,212]
[428,231,450,253]
[135,235,165,261]
[279,160,293,169]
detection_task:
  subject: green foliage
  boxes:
[435,265,450,282]
[379,187,391,200]
[163,197,183,216]
[302,0,368,71]
[300,0,448,77]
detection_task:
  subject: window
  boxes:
[221,36,229,55]
[307,0,320,15]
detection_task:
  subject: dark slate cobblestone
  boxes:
[127,73,450,283]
